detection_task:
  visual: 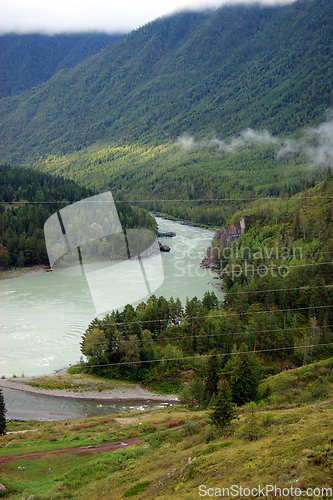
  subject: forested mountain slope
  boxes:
[0,33,123,99]
[0,164,156,269]
[0,0,332,166]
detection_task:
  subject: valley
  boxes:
[0,0,333,497]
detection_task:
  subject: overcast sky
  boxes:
[0,0,294,35]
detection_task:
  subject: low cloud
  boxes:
[208,128,279,153]
[176,128,279,153]
[176,133,195,150]
[176,111,333,167]
[0,0,296,35]
[278,113,333,166]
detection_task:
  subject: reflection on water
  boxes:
[2,388,174,421]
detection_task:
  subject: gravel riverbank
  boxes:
[0,369,179,403]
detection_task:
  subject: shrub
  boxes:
[182,421,201,436]
[239,402,260,441]
[123,481,150,497]
[261,412,275,429]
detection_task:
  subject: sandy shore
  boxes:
[0,264,46,281]
[0,369,179,403]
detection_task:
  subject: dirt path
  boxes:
[0,436,142,466]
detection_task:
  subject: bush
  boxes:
[123,481,150,497]
[239,402,260,441]
[261,412,275,429]
[256,383,272,402]
[182,421,201,436]
[144,431,166,448]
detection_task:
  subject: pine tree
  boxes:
[208,380,237,431]
[0,388,7,435]
[230,343,260,406]
[205,353,219,398]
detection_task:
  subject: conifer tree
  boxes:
[205,353,219,398]
[0,388,7,435]
[208,380,237,430]
[230,343,260,406]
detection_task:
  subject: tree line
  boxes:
[79,171,333,396]
[0,164,157,269]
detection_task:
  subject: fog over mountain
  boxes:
[1,0,295,34]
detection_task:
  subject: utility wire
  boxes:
[1,261,333,293]
[73,342,333,368]
[3,324,333,351]
[1,302,333,334]
[3,193,332,204]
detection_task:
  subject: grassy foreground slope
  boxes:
[0,358,332,499]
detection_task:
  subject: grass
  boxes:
[18,369,137,393]
[24,374,120,392]
[0,359,332,499]
[1,404,333,499]
[258,357,333,409]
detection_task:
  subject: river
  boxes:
[0,218,221,418]
[1,387,172,420]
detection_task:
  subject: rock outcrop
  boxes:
[201,216,246,269]
[215,216,245,245]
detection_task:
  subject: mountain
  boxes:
[0,0,332,226]
[0,33,123,99]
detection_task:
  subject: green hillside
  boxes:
[0,0,332,168]
[208,167,333,364]
[0,360,332,499]
[0,33,123,99]
[35,138,327,227]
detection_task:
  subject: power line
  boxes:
[3,322,333,352]
[102,303,333,327]
[222,283,333,296]
[79,324,333,348]
[1,300,332,334]
[1,259,333,293]
[73,342,333,368]
[2,192,332,205]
